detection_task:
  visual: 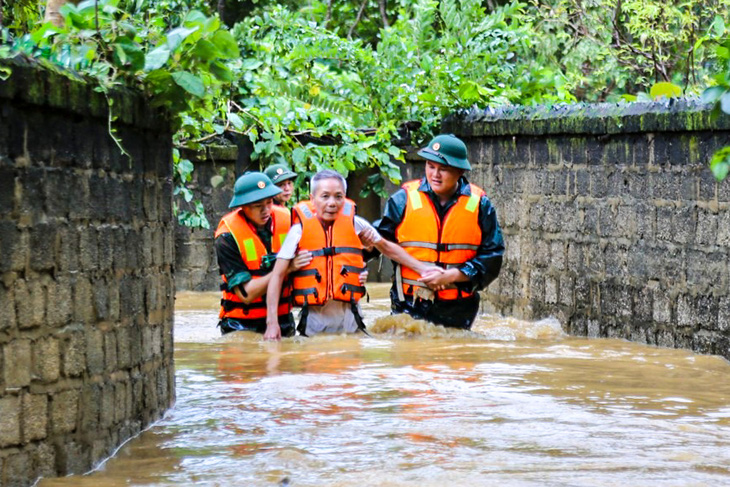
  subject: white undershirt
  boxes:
[277,216,381,334]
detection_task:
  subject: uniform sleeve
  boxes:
[215,232,252,291]
[457,196,505,292]
[276,224,302,260]
[372,188,407,242]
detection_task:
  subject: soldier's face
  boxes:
[311,178,345,223]
[425,161,463,197]
[242,198,273,227]
[276,179,294,203]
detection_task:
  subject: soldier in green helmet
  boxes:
[374,134,505,329]
[214,172,309,336]
[264,163,298,213]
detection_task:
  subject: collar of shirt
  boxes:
[418,176,472,205]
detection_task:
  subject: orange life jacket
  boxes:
[290,199,366,306]
[395,179,483,301]
[215,205,292,321]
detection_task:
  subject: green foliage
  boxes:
[529,0,730,101]
[702,33,730,182]
[1,0,237,227]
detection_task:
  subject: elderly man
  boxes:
[375,134,504,329]
[265,169,436,340]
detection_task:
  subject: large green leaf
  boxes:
[171,71,205,98]
[649,82,682,100]
[167,26,199,51]
[212,30,239,58]
[144,45,170,72]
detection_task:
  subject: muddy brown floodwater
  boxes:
[40,284,730,486]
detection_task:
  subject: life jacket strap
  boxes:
[309,246,363,257]
[399,241,479,252]
[292,287,319,299]
[339,283,366,300]
[292,269,322,282]
[340,265,366,276]
[351,302,371,337]
[221,297,289,312]
[297,302,309,337]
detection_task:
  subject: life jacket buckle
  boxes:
[322,247,335,257]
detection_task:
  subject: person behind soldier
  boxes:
[264,163,298,209]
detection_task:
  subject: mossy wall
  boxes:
[0,59,175,486]
[444,100,730,360]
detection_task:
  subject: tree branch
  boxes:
[348,0,367,39]
[378,0,389,28]
[325,0,334,26]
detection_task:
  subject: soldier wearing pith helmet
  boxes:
[374,134,505,329]
[264,162,298,212]
[214,172,306,336]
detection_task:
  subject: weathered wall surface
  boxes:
[0,59,175,486]
[174,147,238,291]
[444,101,730,360]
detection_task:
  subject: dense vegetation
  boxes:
[2,0,730,226]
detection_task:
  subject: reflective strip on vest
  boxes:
[243,238,257,262]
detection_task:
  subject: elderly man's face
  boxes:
[242,198,273,227]
[425,161,463,198]
[311,178,345,223]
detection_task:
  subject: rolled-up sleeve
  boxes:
[457,196,504,292]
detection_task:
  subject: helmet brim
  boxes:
[228,184,283,208]
[417,148,471,171]
[271,170,298,184]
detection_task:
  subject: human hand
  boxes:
[418,264,444,278]
[264,321,281,341]
[418,268,454,291]
[359,227,378,249]
[359,269,369,286]
[288,250,312,273]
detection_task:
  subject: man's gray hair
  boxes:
[310,169,347,195]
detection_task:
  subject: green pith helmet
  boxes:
[228,172,282,208]
[417,134,471,170]
[264,163,297,185]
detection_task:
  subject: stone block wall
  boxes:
[444,101,730,360]
[0,59,175,486]
[174,146,238,291]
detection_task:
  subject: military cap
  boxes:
[417,134,471,170]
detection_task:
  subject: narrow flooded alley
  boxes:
[40,285,730,486]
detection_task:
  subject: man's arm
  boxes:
[264,258,289,341]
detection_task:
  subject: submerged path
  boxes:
[40,285,730,486]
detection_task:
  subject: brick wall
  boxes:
[443,101,730,359]
[0,59,175,486]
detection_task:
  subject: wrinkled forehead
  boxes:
[313,177,346,195]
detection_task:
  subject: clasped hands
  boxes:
[418,265,454,291]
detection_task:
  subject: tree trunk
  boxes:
[44,0,80,27]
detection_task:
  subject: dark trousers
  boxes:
[390,287,479,329]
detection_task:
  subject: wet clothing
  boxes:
[277,214,379,336]
[374,177,504,329]
[215,207,294,335]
